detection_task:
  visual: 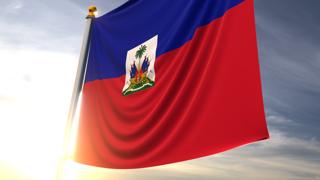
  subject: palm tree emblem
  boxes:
[122,44,155,96]
[135,45,147,70]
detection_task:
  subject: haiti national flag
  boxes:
[74,0,269,169]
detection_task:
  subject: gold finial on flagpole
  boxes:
[87,6,98,18]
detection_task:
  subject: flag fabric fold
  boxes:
[74,0,269,169]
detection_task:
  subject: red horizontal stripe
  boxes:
[74,0,269,169]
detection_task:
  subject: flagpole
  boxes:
[56,6,97,180]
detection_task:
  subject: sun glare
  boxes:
[0,49,78,180]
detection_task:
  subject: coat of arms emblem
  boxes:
[122,35,158,96]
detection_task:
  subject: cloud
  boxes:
[0,0,129,54]
[254,0,320,139]
[0,0,319,179]
[63,113,320,180]
[4,1,23,13]
[0,0,86,53]
[267,115,295,125]
[0,1,127,179]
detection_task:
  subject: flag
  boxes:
[74,0,269,169]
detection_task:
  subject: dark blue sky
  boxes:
[0,0,319,179]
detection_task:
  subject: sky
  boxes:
[0,0,319,180]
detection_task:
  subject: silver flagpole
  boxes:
[56,6,97,180]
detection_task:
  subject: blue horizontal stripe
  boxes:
[85,0,244,82]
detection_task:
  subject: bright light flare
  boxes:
[94,11,99,17]
[0,49,78,180]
